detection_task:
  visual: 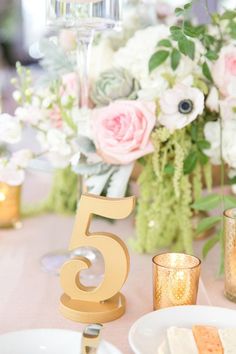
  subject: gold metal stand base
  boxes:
[60,292,126,323]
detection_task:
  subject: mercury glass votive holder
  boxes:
[152,253,201,310]
[0,183,21,229]
[224,208,236,302]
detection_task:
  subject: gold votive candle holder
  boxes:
[152,253,201,310]
[224,208,236,302]
[0,182,21,229]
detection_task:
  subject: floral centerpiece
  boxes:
[1,2,236,268]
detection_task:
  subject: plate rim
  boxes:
[128,305,236,354]
[0,328,122,354]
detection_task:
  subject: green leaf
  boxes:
[171,48,181,70]
[183,22,199,38]
[183,22,205,38]
[170,26,182,40]
[157,39,172,48]
[197,151,209,165]
[178,36,195,60]
[203,34,215,47]
[205,51,219,61]
[183,151,198,175]
[197,140,211,150]
[202,233,220,259]
[224,195,236,209]
[229,176,236,185]
[164,163,175,175]
[191,124,198,142]
[192,194,221,211]
[149,50,169,73]
[221,10,236,20]
[196,216,221,235]
[184,3,192,10]
[202,62,213,82]
[175,7,184,16]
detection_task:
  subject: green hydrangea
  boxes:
[90,67,140,106]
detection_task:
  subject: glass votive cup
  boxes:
[152,253,201,310]
[224,208,236,302]
[0,182,21,229]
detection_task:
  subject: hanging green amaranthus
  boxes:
[135,127,204,254]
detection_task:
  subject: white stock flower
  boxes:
[47,129,71,156]
[158,84,204,132]
[15,106,43,125]
[0,114,21,144]
[220,97,236,121]
[11,149,33,168]
[206,87,219,113]
[0,159,25,186]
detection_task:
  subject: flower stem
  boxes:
[219,115,225,275]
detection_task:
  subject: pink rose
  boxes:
[212,45,236,97]
[92,101,156,165]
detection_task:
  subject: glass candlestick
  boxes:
[224,208,236,302]
[152,253,201,310]
[0,183,22,229]
[41,0,122,281]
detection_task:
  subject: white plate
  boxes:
[129,305,236,354]
[0,328,122,354]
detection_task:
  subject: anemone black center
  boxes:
[178,99,194,115]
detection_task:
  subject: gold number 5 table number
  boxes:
[60,193,136,323]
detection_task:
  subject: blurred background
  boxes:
[0,0,232,113]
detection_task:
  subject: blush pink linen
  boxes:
[92,100,156,165]
[212,46,236,97]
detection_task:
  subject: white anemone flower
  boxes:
[158,84,204,132]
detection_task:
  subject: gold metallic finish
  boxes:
[60,193,135,323]
[0,183,21,229]
[224,208,236,302]
[152,253,201,310]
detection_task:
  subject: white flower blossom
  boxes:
[206,87,219,113]
[158,84,204,132]
[220,97,236,121]
[11,149,33,168]
[0,114,22,144]
[12,90,22,102]
[204,120,236,168]
[114,25,170,83]
[0,159,25,186]
[47,129,71,156]
[15,107,43,125]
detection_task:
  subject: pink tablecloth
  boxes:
[0,171,235,353]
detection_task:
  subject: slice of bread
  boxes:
[167,327,198,354]
[219,328,236,353]
[192,325,223,354]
